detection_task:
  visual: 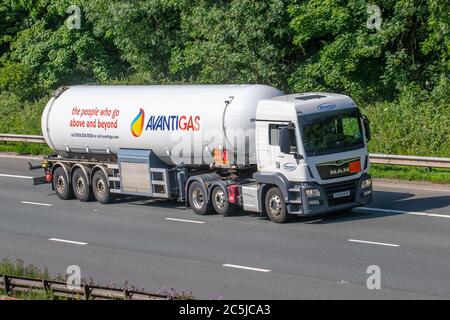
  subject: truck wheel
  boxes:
[188,181,213,215]
[265,187,290,223]
[53,167,74,200]
[72,168,94,202]
[92,171,114,204]
[211,186,236,215]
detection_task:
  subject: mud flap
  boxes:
[32,176,47,185]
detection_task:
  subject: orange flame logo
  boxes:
[131,108,145,137]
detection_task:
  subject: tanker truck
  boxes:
[32,84,373,223]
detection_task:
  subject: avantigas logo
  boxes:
[146,114,200,131]
[131,109,201,137]
[131,108,145,137]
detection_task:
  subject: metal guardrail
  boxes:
[1,134,450,169]
[0,274,170,300]
[0,134,46,144]
[369,153,450,169]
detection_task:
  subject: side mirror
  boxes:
[279,126,304,160]
[361,114,371,142]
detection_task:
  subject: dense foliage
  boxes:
[0,0,449,156]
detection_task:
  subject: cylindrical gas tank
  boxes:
[42,85,282,165]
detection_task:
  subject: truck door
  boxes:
[267,123,300,180]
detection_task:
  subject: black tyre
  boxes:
[92,170,114,204]
[72,168,94,202]
[265,187,290,223]
[53,167,74,200]
[188,181,213,215]
[211,186,236,215]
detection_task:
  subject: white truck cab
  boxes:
[246,93,372,222]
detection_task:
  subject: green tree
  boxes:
[288,0,450,103]
[170,0,294,89]
[85,0,184,83]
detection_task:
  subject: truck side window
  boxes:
[288,127,297,153]
[269,124,298,153]
[269,124,280,146]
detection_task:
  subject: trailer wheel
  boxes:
[92,171,114,204]
[72,168,94,202]
[211,186,236,215]
[188,181,213,215]
[265,187,290,223]
[53,167,74,200]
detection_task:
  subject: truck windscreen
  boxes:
[300,108,364,157]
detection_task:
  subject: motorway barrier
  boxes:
[0,134,46,144]
[369,153,450,169]
[0,274,170,300]
[1,134,450,169]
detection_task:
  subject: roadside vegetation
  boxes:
[370,164,450,184]
[0,142,51,155]
[0,258,194,300]
[0,258,60,299]
[0,1,448,161]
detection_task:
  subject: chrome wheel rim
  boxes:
[269,195,282,217]
[96,179,106,198]
[192,187,204,210]
[214,189,226,210]
[56,175,65,194]
[75,176,85,195]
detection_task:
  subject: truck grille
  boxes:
[316,157,361,180]
[323,180,358,206]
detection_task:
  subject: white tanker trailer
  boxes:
[32,84,373,223]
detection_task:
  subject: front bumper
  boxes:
[288,173,373,215]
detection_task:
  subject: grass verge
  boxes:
[0,258,62,300]
[0,142,51,155]
[370,164,450,184]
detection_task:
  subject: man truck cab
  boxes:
[251,93,372,222]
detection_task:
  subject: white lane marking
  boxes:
[165,218,205,224]
[48,238,88,246]
[353,207,450,219]
[348,239,399,247]
[222,264,271,273]
[407,211,450,219]
[21,201,52,207]
[0,173,33,179]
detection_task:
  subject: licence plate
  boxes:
[333,190,351,198]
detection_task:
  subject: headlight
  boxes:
[361,178,372,189]
[305,188,321,198]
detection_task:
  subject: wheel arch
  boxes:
[253,172,292,202]
[185,173,221,208]
[51,162,72,185]
[91,165,109,186]
[70,164,92,186]
[209,180,229,203]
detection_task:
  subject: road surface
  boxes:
[0,154,449,299]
